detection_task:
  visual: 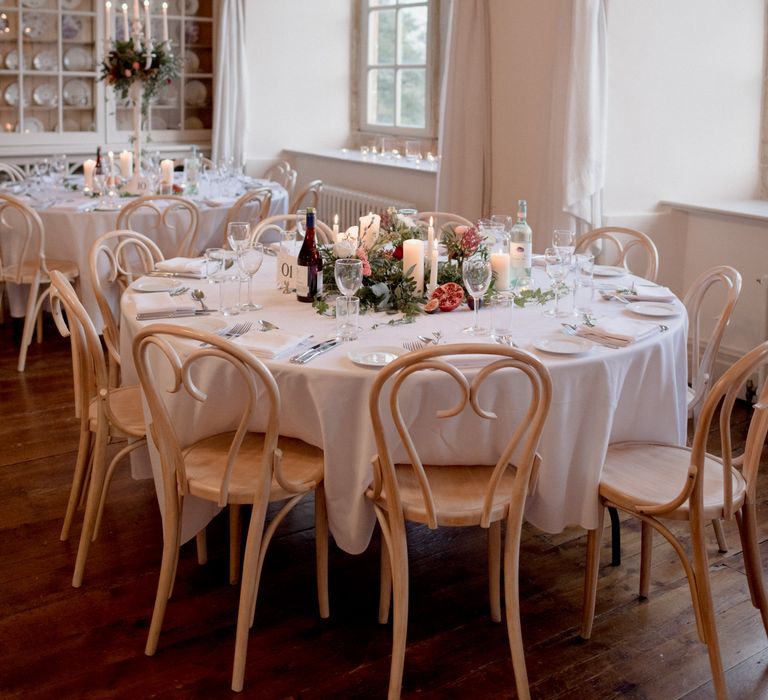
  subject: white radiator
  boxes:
[318,185,416,229]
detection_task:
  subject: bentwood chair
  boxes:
[575,226,659,282]
[48,271,146,587]
[289,179,323,215]
[581,340,768,700]
[133,324,329,693]
[116,195,200,257]
[0,193,80,372]
[263,160,297,200]
[89,230,165,385]
[252,213,335,246]
[222,188,273,248]
[0,161,25,182]
[367,344,552,699]
[413,211,473,234]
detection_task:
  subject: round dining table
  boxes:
[2,177,289,328]
[119,259,689,554]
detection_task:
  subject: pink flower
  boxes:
[124,68,132,77]
[356,246,372,276]
[454,225,469,236]
[132,61,140,70]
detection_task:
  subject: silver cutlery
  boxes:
[191,289,209,311]
[257,319,279,331]
[561,323,621,349]
[147,271,207,279]
[198,321,253,347]
[402,340,425,352]
[494,335,520,348]
[600,291,630,304]
[136,309,213,320]
[290,339,341,364]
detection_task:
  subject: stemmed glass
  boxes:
[335,258,363,340]
[227,221,250,252]
[544,246,571,317]
[553,229,576,270]
[294,209,307,240]
[462,255,493,335]
[237,243,264,311]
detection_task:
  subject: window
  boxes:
[356,0,439,140]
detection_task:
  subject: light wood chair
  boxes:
[116,195,200,257]
[263,160,297,200]
[289,179,323,215]
[413,211,473,234]
[0,192,80,372]
[48,270,146,587]
[581,340,768,700]
[89,229,165,385]
[367,343,552,700]
[222,188,273,248]
[252,213,335,246]
[132,324,329,693]
[0,161,25,182]
[575,226,659,282]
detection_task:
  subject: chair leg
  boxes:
[639,521,653,599]
[386,521,409,700]
[60,427,92,541]
[488,520,501,622]
[712,519,728,553]
[17,281,41,372]
[229,504,241,584]
[608,506,621,566]
[314,486,329,619]
[736,505,768,634]
[503,512,531,700]
[196,530,208,565]
[581,505,606,639]
[379,527,392,624]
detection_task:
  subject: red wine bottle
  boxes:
[296,207,323,302]
[94,146,103,175]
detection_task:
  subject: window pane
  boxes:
[397,68,425,128]
[369,0,396,5]
[397,6,427,65]
[368,9,396,65]
[368,69,395,126]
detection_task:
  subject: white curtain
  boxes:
[212,0,247,165]
[561,0,608,232]
[435,0,491,221]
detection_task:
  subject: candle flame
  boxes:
[162,1,167,7]
[106,1,111,8]
[121,2,127,9]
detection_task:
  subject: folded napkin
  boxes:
[576,317,661,347]
[622,286,676,302]
[132,291,197,315]
[233,330,312,359]
[155,257,207,277]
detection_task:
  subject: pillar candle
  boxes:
[402,239,424,294]
[332,214,339,242]
[161,2,168,42]
[429,242,438,291]
[119,150,133,178]
[490,251,511,291]
[83,159,96,190]
[427,215,434,251]
[121,3,128,39]
[160,158,174,186]
[133,0,140,21]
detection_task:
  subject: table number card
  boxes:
[277,241,300,291]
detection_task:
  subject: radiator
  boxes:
[318,185,416,229]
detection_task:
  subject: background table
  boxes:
[120,261,689,553]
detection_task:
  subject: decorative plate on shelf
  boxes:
[63,79,90,106]
[22,13,49,40]
[22,0,46,8]
[33,49,58,71]
[63,117,80,131]
[61,14,83,40]
[4,82,31,107]
[4,50,19,70]
[157,82,178,105]
[184,49,199,73]
[184,21,199,43]
[184,0,199,14]
[184,116,204,130]
[184,79,206,106]
[151,115,167,130]
[63,46,92,71]
[15,117,45,133]
[33,83,57,107]
[62,0,82,8]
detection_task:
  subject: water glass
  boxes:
[490,293,516,339]
[573,253,595,314]
[553,229,576,269]
[336,296,360,341]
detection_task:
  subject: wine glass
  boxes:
[544,246,570,317]
[334,258,363,297]
[237,243,264,311]
[462,255,493,335]
[294,209,307,240]
[227,221,250,252]
[552,229,576,266]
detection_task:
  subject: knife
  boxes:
[136,309,213,320]
[289,338,340,364]
[146,271,206,279]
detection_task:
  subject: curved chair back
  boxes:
[89,229,165,373]
[0,161,25,182]
[263,160,297,200]
[252,213,335,246]
[223,188,273,247]
[575,226,659,281]
[289,179,323,215]
[0,192,46,282]
[414,211,473,232]
[683,265,742,423]
[116,195,200,257]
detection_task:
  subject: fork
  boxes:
[402,340,425,352]
[198,322,253,347]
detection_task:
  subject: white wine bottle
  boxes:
[509,199,532,280]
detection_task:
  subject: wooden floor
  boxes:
[2,318,768,699]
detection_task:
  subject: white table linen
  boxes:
[120,263,688,554]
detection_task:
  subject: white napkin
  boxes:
[622,286,676,302]
[233,330,312,359]
[155,257,207,277]
[576,317,660,346]
[132,292,197,315]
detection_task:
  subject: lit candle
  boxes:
[402,239,424,294]
[83,159,96,189]
[105,1,112,50]
[107,150,115,185]
[121,3,129,39]
[429,242,438,291]
[161,2,168,42]
[119,150,133,178]
[427,215,434,251]
[143,0,151,42]
[160,158,174,186]
[490,251,511,291]
[332,214,339,242]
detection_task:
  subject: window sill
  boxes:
[661,199,768,223]
[284,147,439,175]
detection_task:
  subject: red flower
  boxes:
[393,244,403,260]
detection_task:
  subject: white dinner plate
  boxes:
[625,301,681,318]
[22,0,46,7]
[592,265,628,277]
[184,49,199,72]
[63,79,90,107]
[4,82,30,107]
[33,49,58,71]
[184,116,204,130]
[185,79,207,106]
[15,117,45,133]
[532,336,593,355]
[184,0,200,14]
[62,0,82,8]
[63,46,92,71]
[33,83,57,107]
[348,346,404,368]
[23,13,48,39]
[131,278,183,293]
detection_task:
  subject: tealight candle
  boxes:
[160,158,174,186]
[119,150,133,178]
[83,159,95,189]
[402,239,424,294]
[490,251,511,291]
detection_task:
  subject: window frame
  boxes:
[352,0,441,143]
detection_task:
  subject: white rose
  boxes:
[333,240,356,258]
[360,213,381,250]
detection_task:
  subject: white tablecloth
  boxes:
[120,262,688,554]
[3,179,288,328]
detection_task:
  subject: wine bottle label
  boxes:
[296,265,310,297]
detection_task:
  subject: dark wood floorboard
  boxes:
[1,316,768,699]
